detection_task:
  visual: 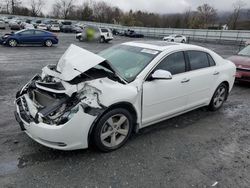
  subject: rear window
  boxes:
[101,28,109,33]
[187,51,210,70]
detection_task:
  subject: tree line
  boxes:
[0,0,249,30]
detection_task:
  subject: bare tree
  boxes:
[30,0,44,17]
[51,0,75,19]
[197,3,217,28]
[10,0,22,14]
[229,0,246,29]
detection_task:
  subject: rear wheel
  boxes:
[8,39,17,47]
[208,83,228,111]
[44,39,53,47]
[181,39,185,43]
[92,108,133,152]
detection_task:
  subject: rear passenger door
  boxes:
[34,30,45,44]
[184,51,218,108]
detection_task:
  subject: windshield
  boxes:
[238,45,250,56]
[98,45,159,82]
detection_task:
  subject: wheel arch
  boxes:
[7,37,19,44]
[220,81,230,100]
[87,101,138,146]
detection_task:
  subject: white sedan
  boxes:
[37,23,47,30]
[14,41,236,152]
[163,34,187,43]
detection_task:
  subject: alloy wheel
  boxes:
[213,86,226,108]
[9,39,17,47]
[100,114,129,148]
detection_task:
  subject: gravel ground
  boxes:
[0,30,249,188]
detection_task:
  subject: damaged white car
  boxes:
[14,42,236,152]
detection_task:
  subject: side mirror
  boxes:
[150,69,172,80]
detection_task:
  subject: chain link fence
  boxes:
[1,14,250,44]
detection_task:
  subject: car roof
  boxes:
[123,40,208,52]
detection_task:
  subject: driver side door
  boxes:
[142,51,189,126]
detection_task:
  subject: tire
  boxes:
[8,39,17,47]
[92,108,133,152]
[100,37,105,43]
[181,39,185,43]
[171,39,174,42]
[44,39,53,47]
[208,83,228,111]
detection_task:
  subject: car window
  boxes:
[101,28,108,32]
[19,30,34,35]
[35,30,45,35]
[207,54,216,66]
[187,51,210,70]
[98,45,159,82]
[155,52,186,75]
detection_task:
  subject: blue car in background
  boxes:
[0,29,58,47]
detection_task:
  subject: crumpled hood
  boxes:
[56,44,106,81]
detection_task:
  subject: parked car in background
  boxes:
[23,23,35,29]
[0,19,6,29]
[125,30,144,38]
[9,21,21,30]
[0,29,58,47]
[14,42,235,152]
[72,25,83,33]
[112,29,120,35]
[163,34,187,43]
[37,23,47,30]
[60,21,73,33]
[228,45,250,82]
[76,26,113,43]
[48,23,60,32]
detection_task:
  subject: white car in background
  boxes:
[14,41,236,152]
[37,23,47,30]
[23,23,34,29]
[49,24,60,32]
[163,34,187,43]
[76,26,113,43]
[0,19,6,29]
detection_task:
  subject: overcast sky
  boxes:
[22,0,250,14]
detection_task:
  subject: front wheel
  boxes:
[99,37,105,43]
[8,39,17,47]
[44,39,53,47]
[208,83,228,111]
[92,108,133,152]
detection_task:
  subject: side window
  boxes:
[20,30,34,35]
[155,52,186,75]
[187,51,210,70]
[207,54,216,66]
[35,30,45,35]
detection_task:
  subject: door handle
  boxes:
[181,78,190,83]
[213,71,220,75]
